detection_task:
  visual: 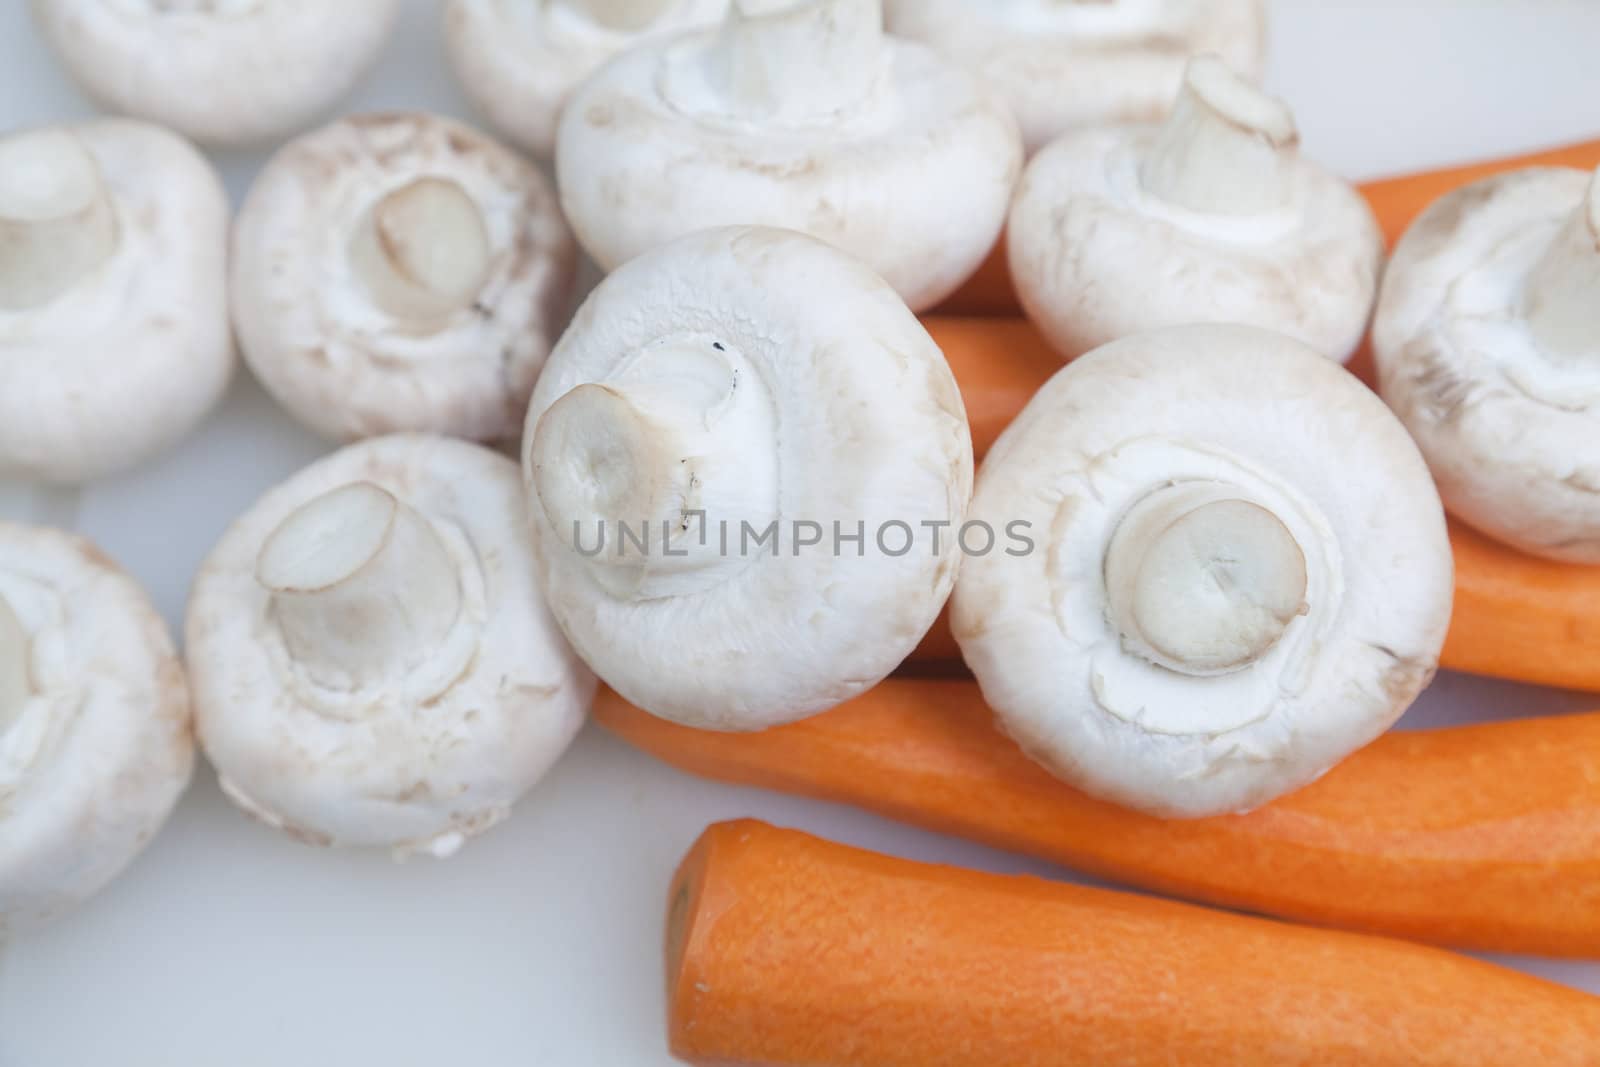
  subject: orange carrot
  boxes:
[669,819,1600,1067]
[913,316,1600,689]
[936,137,1600,316]
[922,317,1058,459]
[603,680,1600,957]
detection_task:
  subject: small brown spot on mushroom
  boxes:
[586,103,615,127]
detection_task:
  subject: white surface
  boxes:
[2,2,1599,1064]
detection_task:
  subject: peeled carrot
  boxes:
[936,137,1600,316]
[604,680,1600,957]
[921,317,1058,459]
[914,315,1600,689]
[669,819,1600,1067]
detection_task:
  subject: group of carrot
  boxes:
[608,137,1600,1066]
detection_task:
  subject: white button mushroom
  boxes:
[523,226,973,730]
[30,0,401,146]
[886,0,1267,156]
[444,0,730,158]
[185,434,594,857]
[555,0,1023,312]
[231,113,578,444]
[0,119,232,484]
[1375,165,1600,563]
[1009,56,1384,364]
[0,521,193,932]
[951,325,1453,819]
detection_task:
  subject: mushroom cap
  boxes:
[30,0,401,146]
[885,0,1267,154]
[0,521,193,933]
[522,226,973,730]
[232,112,577,444]
[952,325,1452,818]
[0,118,233,485]
[555,15,1022,312]
[444,0,730,158]
[1374,166,1600,562]
[1009,123,1383,364]
[185,434,594,856]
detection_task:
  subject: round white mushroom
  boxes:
[0,521,193,933]
[952,325,1453,818]
[0,119,232,485]
[556,0,1022,312]
[1009,56,1383,364]
[1375,165,1600,562]
[185,434,594,857]
[30,0,401,146]
[523,226,973,730]
[444,0,730,158]
[231,112,578,444]
[886,0,1267,156]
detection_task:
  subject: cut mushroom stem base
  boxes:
[256,481,462,691]
[1104,481,1309,676]
[348,176,492,322]
[1139,55,1299,216]
[0,128,118,311]
[1524,169,1600,366]
[530,335,779,600]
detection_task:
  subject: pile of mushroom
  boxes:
[885,0,1268,155]
[952,325,1453,818]
[185,434,593,856]
[31,0,401,145]
[523,226,972,730]
[1009,56,1383,364]
[231,112,577,443]
[0,521,193,932]
[1376,165,1600,562]
[0,119,232,484]
[556,0,1022,312]
[444,0,730,158]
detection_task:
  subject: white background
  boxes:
[3,2,1600,1064]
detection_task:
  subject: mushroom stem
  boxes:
[349,177,492,322]
[1523,168,1600,367]
[256,482,462,691]
[529,338,778,599]
[1139,56,1299,216]
[1103,481,1309,676]
[555,0,676,31]
[0,128,118,312]
[0,593,31,734]
[708,0,885,123]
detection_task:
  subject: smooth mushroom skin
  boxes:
[886,0,1267,156]
[0,119,232,485]
[0,521,193,933]
[555,0,1023,312]
[232,113,577,444]
[30,0,401,146]
[444,0,730,158]
[952,325,1453,819]
[523,226,973,730]
[1009,56,1383,364]
[185,434,594,857]
[1375,166,1600,563]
